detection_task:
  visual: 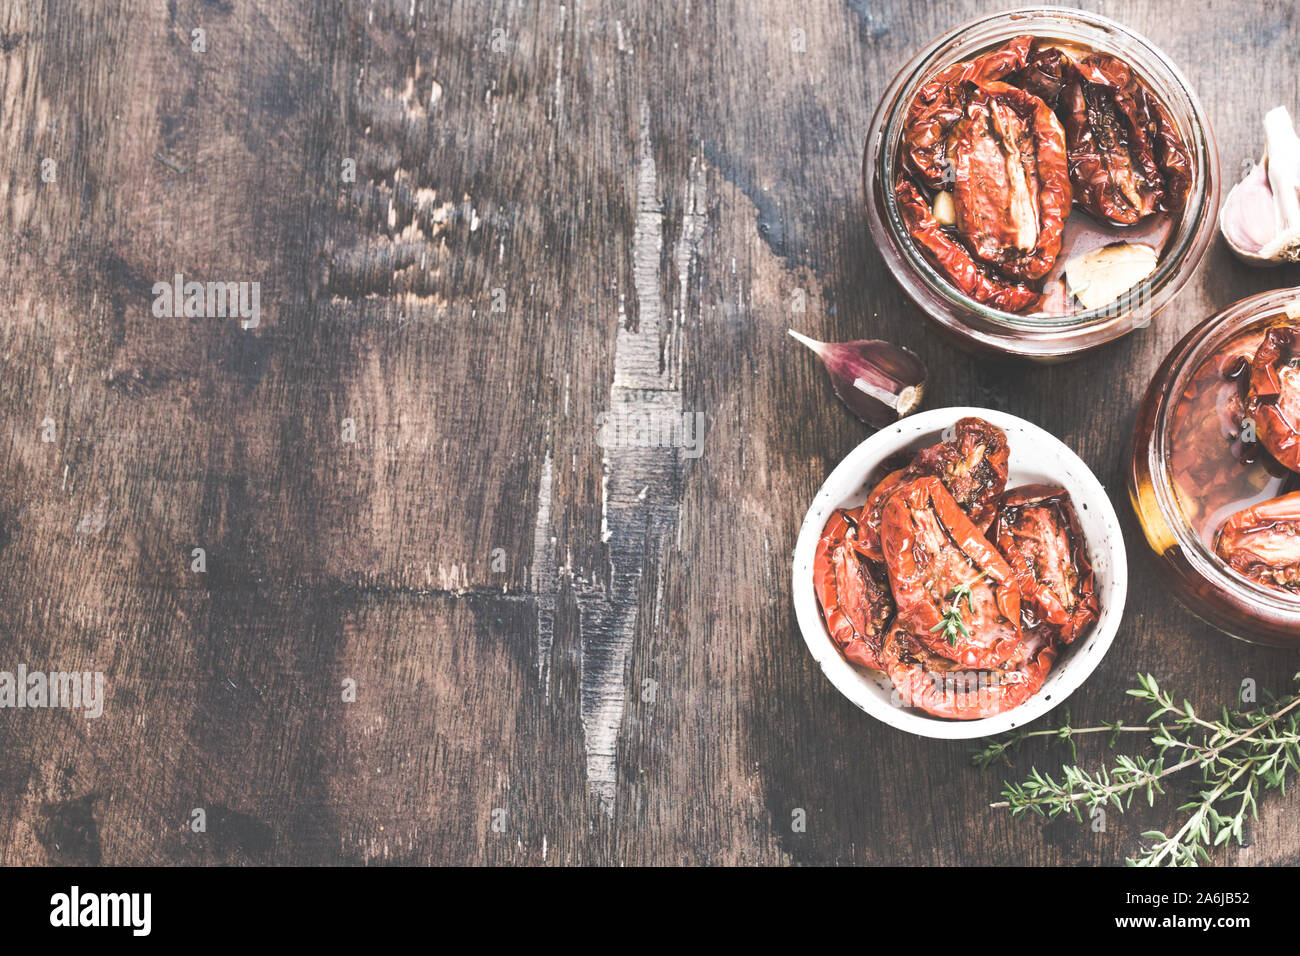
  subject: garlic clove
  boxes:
[1063,242,1158,310]
[932,190,957,227]
[1220,106,1300,265]
[1221,162,1277,256]
[788,330,926,428]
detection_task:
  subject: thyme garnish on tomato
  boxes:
[929,570,990,646]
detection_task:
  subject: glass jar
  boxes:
[1128,288,1300,647]
[863,8,1220,362]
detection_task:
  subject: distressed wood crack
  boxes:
[529,102,706,815]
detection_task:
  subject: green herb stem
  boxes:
[977,673,1300,866]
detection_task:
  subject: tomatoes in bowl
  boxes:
[792,408,1126,739]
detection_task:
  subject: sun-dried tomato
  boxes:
[857,467,916,562]
[1142,90,1193,211]
[952,80,1072,280]
[1246,324,1300,472]
[879,476,1022,669]
[1215,491,1300,594]
[912,416,1010,530]
[1165,326,1298,545]
[809,417,1109,719]
[993,484,1099,643]
[812,508,894,669]
[882,624,1055,720]
[902,35,1033,189]
[895,40,1194,314]
[1009,46,1069,110]
[856,417,1011,560]
[895,176,1041,312]
[1062,53,1191,224]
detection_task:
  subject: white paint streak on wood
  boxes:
[614,108,674,391]
[571,102,706,814]
[599,468,611,543]
[530,450,557,696]
[553,5,566,127]
[523,105,707,814]
[75,496,110,535]
[674,153,708,323]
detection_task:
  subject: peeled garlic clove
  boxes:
[1064,242,1158,310]
[932,190,957,227]
[788,330,926,429]
[1220,106,1300,265]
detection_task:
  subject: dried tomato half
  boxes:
[1062,53,1191,223]
[902,35,1033,189]
[882,625,1055,720]
[895,176,1041,312]
[856,417,1011,560]
[1009,46,1069,110]
[952,80,1071,280]
[993,484,1100,643]
[1247,324,1300,472]
[857,467,915,562]
[1142,89,1193,211]
[879,476,1022,669]
[912,417,1011,531]
[813,508,895,669]
[1215,491,1300,594]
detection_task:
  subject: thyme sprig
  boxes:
[929,570,989,646]
[971,709,1147,766]
[974,672,1300,866]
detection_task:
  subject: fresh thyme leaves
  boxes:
[974,672,1300,866]
[951,569,988,611]
[929,570,989,646]
[929,607,969,646]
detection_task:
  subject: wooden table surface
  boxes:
[2,0,1299,866]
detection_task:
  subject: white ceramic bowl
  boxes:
[792,407,1127,739]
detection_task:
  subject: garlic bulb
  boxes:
[1220,106,1300,265]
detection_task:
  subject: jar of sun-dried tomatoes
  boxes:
[1129,289,1300,647]
[864,8,1220,362]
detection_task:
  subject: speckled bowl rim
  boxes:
[792,407,1128,740]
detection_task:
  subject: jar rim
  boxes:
[865,6,1220,351]
[1149,287,1300,616]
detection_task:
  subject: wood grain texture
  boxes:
[0,0,1299,865]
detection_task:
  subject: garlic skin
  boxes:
[1220,106,1300,265]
